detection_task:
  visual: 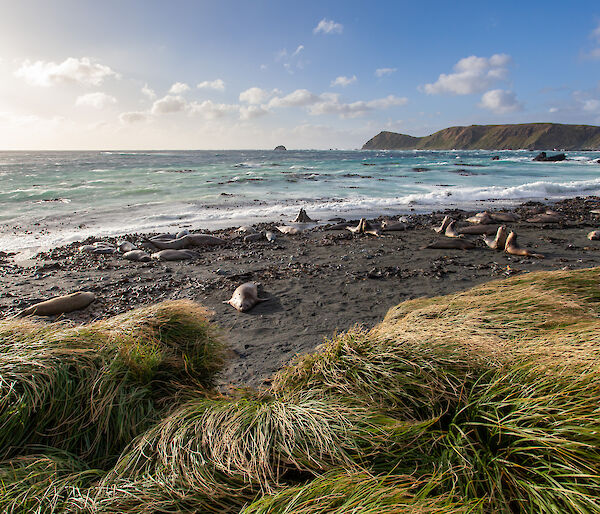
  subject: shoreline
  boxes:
[2,196,600,387]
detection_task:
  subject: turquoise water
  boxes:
[1,149,599,252]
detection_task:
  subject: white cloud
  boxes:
[169,82,190,94]
[141,84,156,99]
[269,89,320,108]
[189,100,238,119]
[479,89,522,113]
[119,111,148,124]
[583,99,600,112]
[239,87,280,104]
[239,105,269,120]
[331,75,357,87]
[313,18,343,34]
[375,67,397,77]
[423,54,512,95]
[15,57,118,87]
[75,92,117,109]
[197,79,225,91]
[292,45,304,56]
[308,93,407,118]
[549,107,559,113]
[151,95,187,114]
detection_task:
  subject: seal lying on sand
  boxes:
[504,231,544,259]
[483,226,508,250]
[293,208,316,223]
[151,249,197,261]
[118,241,137,253]
[444,220,463,238]
[146,234,225,250]
[17,292,96,317]
[526,210,562,223]
[433,216,452,233]
[381,220,407,231]
[466,212,494,224]
[489,211,519,222]
[277,225,300,235]
[224,282,268,312]
[123,250,151,262]
[423,239,475,250]
[346,218,381,236]
[458,224,500,235]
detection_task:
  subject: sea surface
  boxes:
[1,149,599,254]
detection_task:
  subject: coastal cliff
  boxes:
[362,123,600,150]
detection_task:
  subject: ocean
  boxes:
[1,149,599,254]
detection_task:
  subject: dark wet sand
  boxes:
[2,197,600,388]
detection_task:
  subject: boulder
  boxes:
[274,145,287,151]
[533,152,566,162]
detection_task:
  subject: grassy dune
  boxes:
[2,269,600,512]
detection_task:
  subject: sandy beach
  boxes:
[2,196,600,388]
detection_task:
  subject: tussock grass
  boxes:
[0,300,224,468]
[3,269,600,512]
[242,470,474,513]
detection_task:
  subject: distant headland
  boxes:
[362,123,600,151]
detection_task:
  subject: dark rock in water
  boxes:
[274,145,287,151]
[492,155,500,160]
[412,167,430,172]
[533,151,566,162]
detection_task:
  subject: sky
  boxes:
[0,0,599,150]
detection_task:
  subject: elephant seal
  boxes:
[123,250,151,262]
[17,292,96,317]
[265,231,276,242]
[444,220,463,238]
[293,208,316,223]
[458,224,500,235]
[346,218,381,236]
[151,249,197,261]
[146,234,225,250]
[79,245,96,253]
[244,233,263,243]
[224,282,268,312]
[328,221,354,230]
[381,220,407,231]
[526,211,561,223]
[91,246,116,255]
[504,232,544,259]
[466,212,494,224]
[587,231,600,240]
[118,241,137,253]
[423,239,475,250]
[237,226,257,234]
[483,226,508,250]
[489,211,519,222]
[176,229,190,239]
[433,216,452,233]
[277,225,300,235]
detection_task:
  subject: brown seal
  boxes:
[151,249,197,261]
[489,211,519,222]
[466,212,494,224]
[526,211,562,223]
[17,292,96,317]
[224,282,268,312]
[277,225,300,235]
[381,220,408,231]
[504,232,544,259]
[346,218,381,236]
[483,226,508,250]
[118,241,137,253]
[458,224,500,235]
[146,234,225,250]
[123,250,151,262]
[433,215,452,233]
[444,220,463,238]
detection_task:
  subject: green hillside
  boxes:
[363,123,600,150]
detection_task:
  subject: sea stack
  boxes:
[273,145,287,151]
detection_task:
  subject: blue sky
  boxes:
[0,0,599,149]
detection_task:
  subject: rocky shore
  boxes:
[2,196,600,388]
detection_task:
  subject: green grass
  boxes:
[2,269,600,512]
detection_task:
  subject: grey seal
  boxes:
[433,216,452,233]
[123,250,151,262]
[118,241,137,253]
[346,218,381,236]
[224,282,268,312]
[483,226,508,250]
[444,220,463,238]
[147,234,225,250]
[17,292,96,317]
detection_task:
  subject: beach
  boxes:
[3,196,600,388]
